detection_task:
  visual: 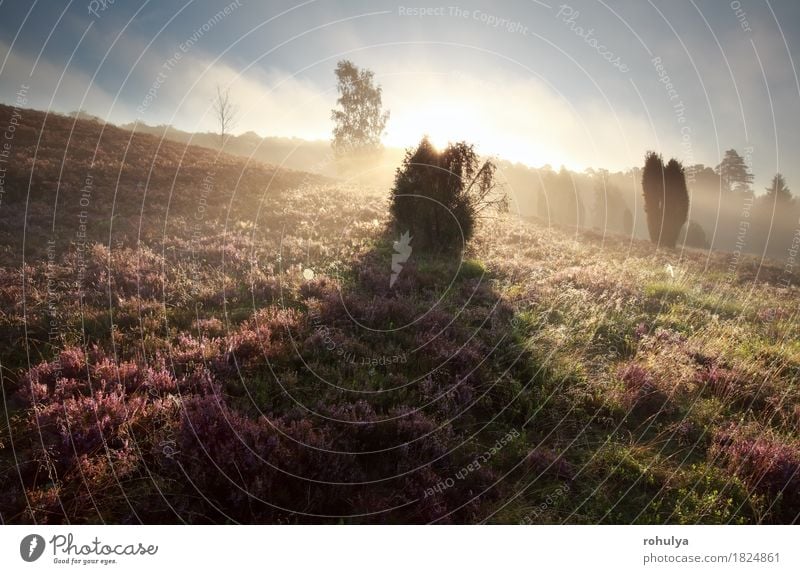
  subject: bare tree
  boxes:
[212,85,238,148]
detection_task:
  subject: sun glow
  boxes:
[189,67,651,174]
[379,73,587,170]
[385,99,476,151]
[384,95,563,169]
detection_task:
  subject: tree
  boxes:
[212,85,238,148]
[538,169,565,225]
[331,60,390,159]
[623,207,633,235]
[641,152,689,248]
[764,173,792,202]
[390,137,505,253]
[681,220,708,249]
[538,169,557,222]
[642,151,666,245]
[686,164,721,194]
[553,167,579,227]
[662,159,690,247]
[592,169,625,232]
[537,189,549,221]
[715,149,753,193]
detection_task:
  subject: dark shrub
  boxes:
[390,137,505,253]
[642,152,689,248]
[642,151,666,245]
[681,220,708,248]
[663,159,690,247]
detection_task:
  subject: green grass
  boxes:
[645,281,689,302]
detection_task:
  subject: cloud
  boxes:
[0,39,117,117]
[98,50,662,172]
[167,60,333,140]
[0,38,688,175]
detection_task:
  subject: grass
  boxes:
[0,105,798,524]
[645,281,689,302]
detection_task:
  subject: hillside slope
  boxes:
[0,109,799,524]
[119,121,408,186]
[0,104,316,263]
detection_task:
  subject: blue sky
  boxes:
[1,0,799,190]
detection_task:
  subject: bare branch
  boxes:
[212,85,238,148]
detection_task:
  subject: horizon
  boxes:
[0,101,786,195]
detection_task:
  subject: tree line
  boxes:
[329,60,797,258]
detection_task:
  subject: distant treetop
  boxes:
[715,148,753,194]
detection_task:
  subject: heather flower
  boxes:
[711,424,800,520]
[617,361,669,414]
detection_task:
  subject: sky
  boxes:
[1,0,799,190]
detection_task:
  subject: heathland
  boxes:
[0,105,798,524]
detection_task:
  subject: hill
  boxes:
[0,106,799,524]
[0,105,319,263]
[119,120,408,184]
